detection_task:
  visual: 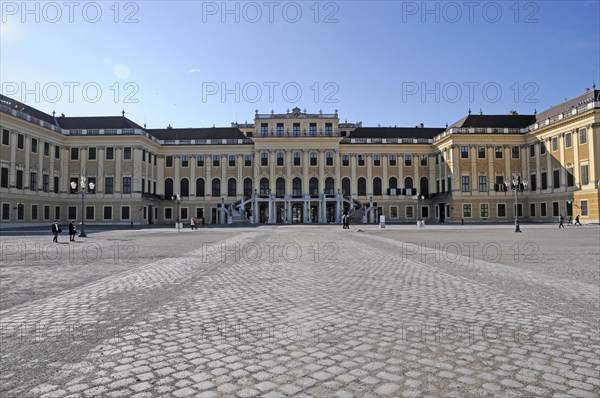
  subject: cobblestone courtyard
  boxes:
[1,224,599,397]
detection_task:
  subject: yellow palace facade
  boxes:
[0,90,598,226]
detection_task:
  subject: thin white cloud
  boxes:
[187,68,201,74]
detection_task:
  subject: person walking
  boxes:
[575,215,582,226]
[190,217,195,230]
[559,214,565,228]
[68,220,77,241]
[52,220,62,243]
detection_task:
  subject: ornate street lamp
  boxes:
[504,178,528,232]
[70,176,95,237]
[171,194,181,224]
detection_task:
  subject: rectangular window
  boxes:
[552,137,558,152]
[166,155,173,167]
[461,175,470,192]
[54,145,60,159]
[181,208,188,221]
[580,200,588,216]
[389,154,396,166]
[463,204,472,218]
[293,123,300,136]
[404,154,412,166]
[498,204,506,217]
[213,155,220,167]
[121,206,130,220]
[530,203,536,217]
[88,147,96,160]
[31,204,38,220]
[68,206,77,220]
[530,174,537,191]
[478,146,486,158]
[565,132,572,148]
[181,155,189,167]
[540,143,546,154]
[478,175,487,192]
[309,123,317,136]
[123,147,132,160]
[44,175,50,192]
[293,152,302,166]
[17,134,24,149]
[16,170,23,189]
[460,146,469,158]
[373,154,381,166]
[276,123,284,136]
[326,152,334,166]
[512,146,520,159]
[197,155,205,167]
[261,123,268,136]
[581,164,589,185]
[1,129,9,145]
[567,167,574,187]
[495,146,503,158]
[44,205,50,220]
[31,138,38,153]
[244,155,252,167]
[390,206,398,219]
[541,172,547,190]
[260,153,268,166]
[105,177,114,194]
[44,142,49,156]
[229,155,236,167]
[17,204,24,220]
[342,154,349,167]
[529,144,535,157]
[1,167,8,188]
[579,128,587,144]
[53,176,59,193]
[480,204,489,218]
[541,202,547,217]
[2,203,9,220]
[142,149,146,162]
[420,155,427,166]
[358,154,365,166]
[122,177,132,194]
[105,147,114,160]
[406,206,414,218]
[552,202,559,217]
[277,152,284,166]
[86,206,95,220]
[29,172,37,191]
[553,169,560,189]
[325,123,333,135]
[165,208,172,220]
[54,206,60,220]
[103,206,113,220]
[310,152,317,166]
[71,147,79,160]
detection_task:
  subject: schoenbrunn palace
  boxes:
[0,90,598,227]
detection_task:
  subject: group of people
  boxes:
[559,214,583,228]
[342,209,350,229]
[51,220,77,242]
[190,217,205,230]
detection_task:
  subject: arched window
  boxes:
[164,178,174,198]
[342,177,351,196]
[180,178,189,197]
[325,177,335,195]
[276,178,285,196]
[373,177,382,196]
[212,178,221,197]
[358,177,367,196]
[228,178,236,197]
[196,178,205,197]
[405,176,413,189]
[260,178,269,195]
[293,177,302,195]
[420,177,429,196]
[309,177,319,196]
[243,178,252,197]
[389,177,398,190]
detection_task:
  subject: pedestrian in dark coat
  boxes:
[52,220,62,243]
[575,215,582,226]
[559,215,565,228]
[68,221,77,241]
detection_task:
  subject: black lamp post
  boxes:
[70,177,95,237]
[505,178,528,232]
[171,194,181,224]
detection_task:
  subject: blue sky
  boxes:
[1,1,599,129]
